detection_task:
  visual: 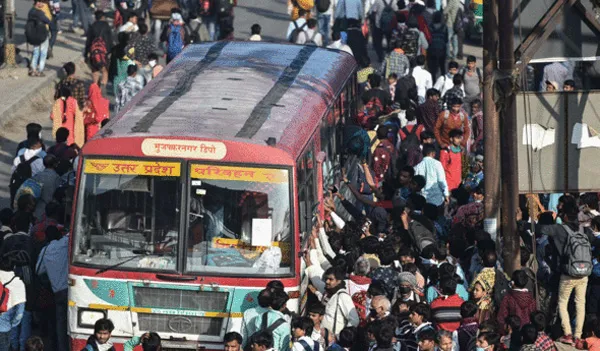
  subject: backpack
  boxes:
[493,269,510,307]
[244,313,286,351]
[0,276,16,313]
[461,67,482,84]
[461,325,478,351]
[399,29,420,58]
[562,225,593,278]
[395,75,418,105]
[89,37,108,69]
[166,23,185,62]
[9,156,39,208]
[13,178,43,209]
[344,125,371,161]
[399,126,420,157]
[454,8,465,32]
[187,21,206,43]
[408,219,436,253]
[299,340,321,351]
[358,95,386,128]
[372,142,393,182]
[379,0,395,32]
[316,0,331,13]
[428,25,447,57]
[25,16,48,46]
[290,21,307,43]
[443,110,466,131]
[214,0,233,18]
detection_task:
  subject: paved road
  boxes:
[0,2,480,208]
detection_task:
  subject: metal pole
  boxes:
[498,0,520,275]
[483,0,500,243]
[3,0,16,66]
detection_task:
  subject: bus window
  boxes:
[186,164,292,276]
[297,143,317,234]
[321,113,336,190]
[73,159,182,271]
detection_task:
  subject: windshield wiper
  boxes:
[95,249,159,275]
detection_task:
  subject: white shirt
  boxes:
[327,40,354,55]
[297,28,324,46]
[414,156,449,206]
[412,65,433,100]
[12,148,45,176]
[434,73,465,97]
[293,336,318,351]
[287,18,307,40]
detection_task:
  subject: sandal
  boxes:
[37,72,45,77]
[28,70,35,76]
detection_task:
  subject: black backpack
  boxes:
[493,269,510,307]
[9,156,39,208]
[290,21,307,43]
[399,28,420,58]
[244,313,286,351]
[408,217,436,253]
[428,25,447,57]
[379,0,395,32]
[25,16,48,46]
[316,0,331,13]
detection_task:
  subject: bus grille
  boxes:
[133,287,228,311]
[137,313,223,336]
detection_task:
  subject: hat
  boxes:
[545,80,559,90]
[398,272,418,288]
[474,154,484,162]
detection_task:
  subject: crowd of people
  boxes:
[5,0,600,351]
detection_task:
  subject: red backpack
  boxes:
[90,37,108,68]
[0,276,16,313]
[357,96,389,129]
[351,290,368,327]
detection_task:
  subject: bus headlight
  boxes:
[78,309,106,329]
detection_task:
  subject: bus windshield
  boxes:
[73,159,182,271]
[186,164,292,276]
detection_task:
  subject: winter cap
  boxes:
[398,272,418,288]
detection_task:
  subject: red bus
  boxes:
[68,41,358,350]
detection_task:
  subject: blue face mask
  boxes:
[476,348,486,351]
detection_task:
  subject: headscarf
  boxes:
[471,268,495,292]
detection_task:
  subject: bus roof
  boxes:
[97,41,357,159]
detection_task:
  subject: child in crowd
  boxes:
[82,318,116,351]
[292,317,318,351]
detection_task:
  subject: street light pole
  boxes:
[3,0,16,66]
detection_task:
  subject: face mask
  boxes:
[149,60,157,67]
[399,286,412,294]
[476,348,488,351]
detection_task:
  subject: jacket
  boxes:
[82,335,117,351]
[27,7,54,35]
[322,288,360,337]
[434,110,470,148]
[496,289,537,328]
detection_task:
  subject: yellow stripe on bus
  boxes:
[70,302,243,318]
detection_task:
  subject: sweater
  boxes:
[430,294,464,331]
[496,289,537,328]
